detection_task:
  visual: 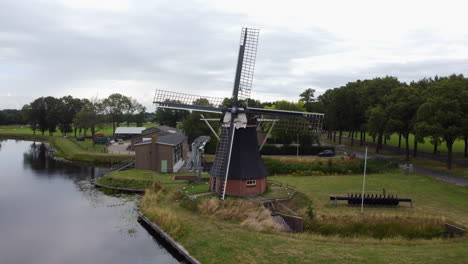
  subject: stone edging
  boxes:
[93,181,145,194]
[137,211,201,264]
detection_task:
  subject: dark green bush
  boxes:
[263,158,397,175]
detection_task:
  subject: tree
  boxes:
[21,104,38,134]
[58,96,84,136]
[43,96,62,136]
[102,93,130,137]
[299,88,316,112]
[367,105,389,153]
[123,98,146,126]
[264,100,306,144]
[385,85,421,160]
[29,97,48,135]
[74,98,104,146]
[181,112,220,144]
[415,75,466,169]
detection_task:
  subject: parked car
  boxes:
[318,150,335,157]
[76,136,85,141]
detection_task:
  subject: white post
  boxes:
[296,134,299,158]
[221,128,236,201]
[360,146,368,214]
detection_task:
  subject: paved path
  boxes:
[321,140,468,187]
[107,142,135,155]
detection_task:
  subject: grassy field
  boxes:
[97,169,208,189]
[68,138,107,153]
[0,133,131,164]
[112,169,468,263]
[0,123,158,136]
[337,132,467,157]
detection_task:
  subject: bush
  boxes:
[263,158,397,176]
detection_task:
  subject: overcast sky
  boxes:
[1,0,468,110]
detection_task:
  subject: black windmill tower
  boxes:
[154,28,324,199]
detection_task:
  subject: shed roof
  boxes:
[134,133,187,147]
[157,125,183,135]
[115,127,146,135]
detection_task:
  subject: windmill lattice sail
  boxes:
[153,89,224,113]
[235,28,260,101]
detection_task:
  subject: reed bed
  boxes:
[198,198,281,232]
[304,212,447,239]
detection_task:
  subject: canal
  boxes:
[0,139,178,264]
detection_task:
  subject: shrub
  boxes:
[263,158,397,176]
[140,189,188,239]
[198,197,281,231]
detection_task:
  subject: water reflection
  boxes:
[0,140,177,264]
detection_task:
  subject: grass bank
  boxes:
[0,133,131,165]
[112,169,468,263]
[97,169,208,190]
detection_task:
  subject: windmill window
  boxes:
[246,180,256,186]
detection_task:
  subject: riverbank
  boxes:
[104,169,468,264]
[0,134,132,165]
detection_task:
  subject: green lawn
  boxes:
[338,132,466,157]
[0,133,131,164]
[133,168,468,264]
[97,169,208,190]
[68,138,107,153]
[0,123,158,137]
[182,182,211,195]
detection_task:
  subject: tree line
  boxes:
[19,93,146,144]
[311,74,468,169]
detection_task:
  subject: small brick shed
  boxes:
[134,131,188,173]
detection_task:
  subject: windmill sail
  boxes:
[153,89,224,113]
[232,28,260,101]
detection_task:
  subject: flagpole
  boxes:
[361,147,368,214]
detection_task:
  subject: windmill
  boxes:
[154,28,324,200]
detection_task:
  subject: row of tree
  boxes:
[21,94,146,144]
[0,109,25,125]
[312,74,468,169]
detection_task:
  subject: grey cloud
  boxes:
[1,1,467,110]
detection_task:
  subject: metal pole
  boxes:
[360,147,368,214]
[200,114,220,141]
[259,120,275,151]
